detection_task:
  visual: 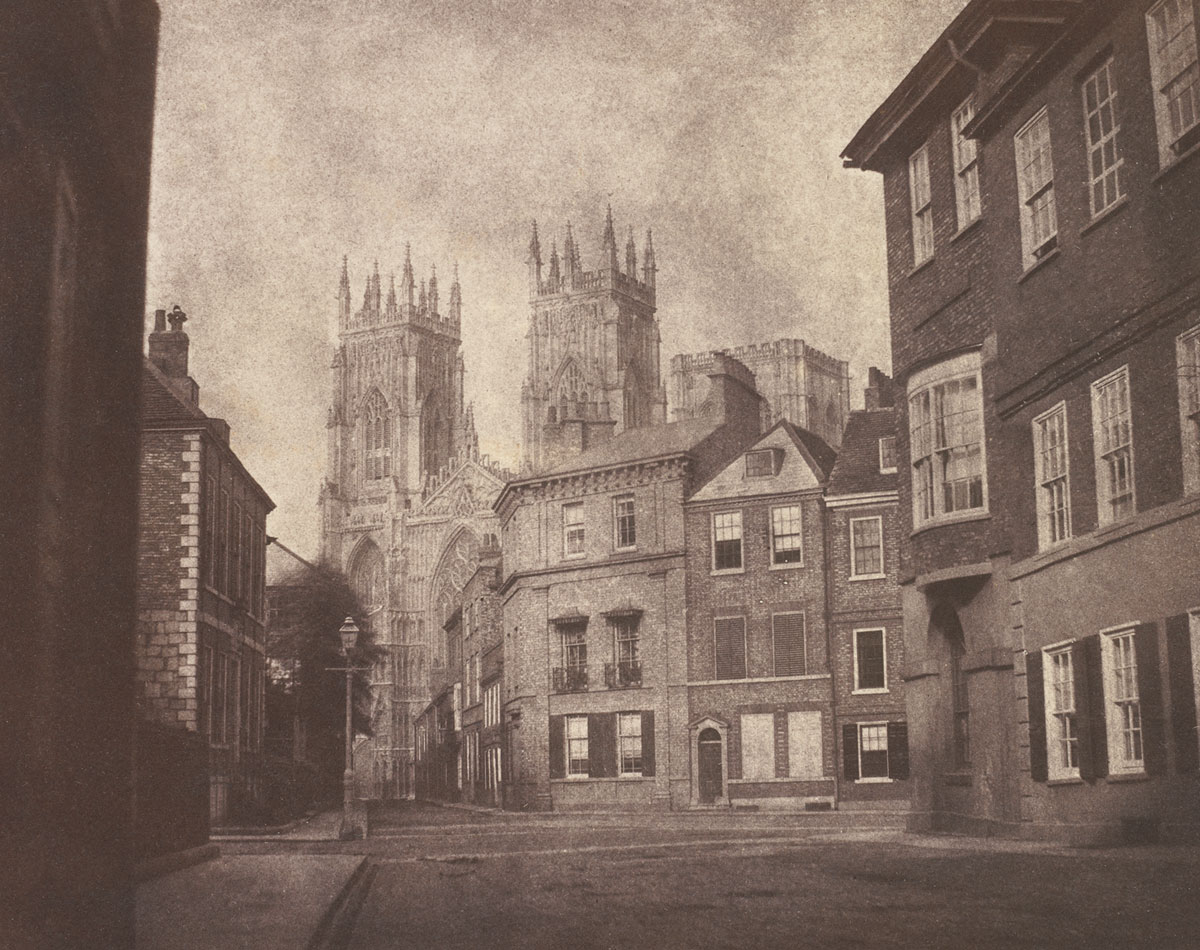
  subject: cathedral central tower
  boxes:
[520,207,666,471]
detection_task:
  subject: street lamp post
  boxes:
[331,616,369,839]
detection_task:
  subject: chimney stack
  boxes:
[148,305,199,406]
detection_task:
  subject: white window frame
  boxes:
[1091,366,1135,526]
[1033,402,1072,549]
[565,714,589,777]
[856,721,893,783]
[618,712,643,776]
[563,501,585,559]
[711,510,744,574]
[1042,641,1080,781]
[769,504,804,568]
[745,448,780,477]
[1101,627,1144,775]
[1178,323,1200,494]
[853,628,888,694]
[909,143,934,267]
[613,494,636,550]
[1082,58,1124,217]
[849,516,885,579]
[879,436,897,474]
[1014,107,1058,269]
[908,352,987,528]
[951,96,981,229]
[1146,0,1200,165]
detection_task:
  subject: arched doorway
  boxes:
[689,717,729,807]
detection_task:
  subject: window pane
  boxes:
[851,518,883,576]
[771,505,803,564]
[856,630,886,690]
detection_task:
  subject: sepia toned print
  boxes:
[3,2,1199,949]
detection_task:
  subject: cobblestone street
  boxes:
[216,804,1200,950]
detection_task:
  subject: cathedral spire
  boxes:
[386,272,398,317]
[601,205,618,271]
[419,278,427,312]
[449,262,462,323]
[548,240,560,285]
[371,259,382,314]
[642,228,656,289]
[338,255,351,324]
[564,221,577,282]
[625,226,637,277]
[428,263,439,316]
[402,243,415,308]
[527,220,543,294]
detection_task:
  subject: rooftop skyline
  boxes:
[144,0,969,556]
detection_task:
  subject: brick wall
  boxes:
[136,429,201,729]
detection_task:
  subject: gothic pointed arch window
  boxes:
[554,361,588,421]
[421,390,450,481]
[361,390,392,481]
[350,540,386,615]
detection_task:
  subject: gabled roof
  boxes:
[688,419,835,504]
[825,409,898,497]
[779,420,837,480]
[266,538,318,587]
[141,359,206,425]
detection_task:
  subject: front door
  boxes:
[698,729,723,804]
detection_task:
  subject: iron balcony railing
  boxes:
[552,665,589,693]
[605,661,642,688]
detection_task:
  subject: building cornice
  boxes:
[824,490,899,510]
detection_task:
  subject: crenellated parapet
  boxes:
[339,248,463,336]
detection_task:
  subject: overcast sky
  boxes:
[145,0,967,557]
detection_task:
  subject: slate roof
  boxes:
[140,360,205,424]
[825,408,898,496]
[536,417,724,478]
[778,419,837,481]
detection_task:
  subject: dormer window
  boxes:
[745,448,781,477]
[879,436,897,474]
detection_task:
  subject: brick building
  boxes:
[682,420,838,808]
[496,355,763,810]
[1,4,160,944]
[138,307,274,824]
[844,0,1200,841]
[458,538,504,805]
[671,339,852,449]
[824,375,909,806]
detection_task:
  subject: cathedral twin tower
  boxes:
[319,207,665,797]
[522,208,666,471]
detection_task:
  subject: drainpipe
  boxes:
[821,486,840,809]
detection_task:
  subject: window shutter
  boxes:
[772,613,806,676]
[641,710,656,777]
[842,723,859,781]
[1026,649,1048,782]
[774,710,789,778]
[887,721,909,780]
[589,712,616,778]
[549,715,565,780]
[715,617,747,680]
[1082,634,1108,778]
[1166,614,1198,773]
[1069,640,1094,781]
[728,715,742,780]
[1134,622,1166,776]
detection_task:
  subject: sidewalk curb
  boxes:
[306,856,371,950]
[135,842,220,882]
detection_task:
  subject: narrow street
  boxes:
[218,804,1200,950]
